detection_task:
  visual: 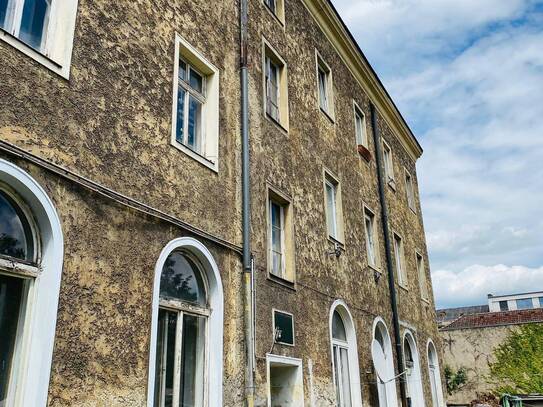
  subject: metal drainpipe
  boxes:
[370,103,408,407]
[240,0,255,405]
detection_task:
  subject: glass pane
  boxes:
[318,69,327,110]
[18,0,50,50]
[271,228,281,252]
[539,298,543,308]
[499,301,508,311]
[0,274,24,404]
[270,201,281,228]
[154,309,177,407]
[180,314,205,407]
[326,183,336,237]
[0,0,8,28]
[189,69,203,94]
[187,95,202,153]
[271,252,281,276]
[516,298,533,310]
[176,88,186,144]
[265,0,276,14]
[365,216,375,266]
[160,252,206,306]
[0,190,34,261]
[355,114,363,145]
[333,346,341,406]
[332,311,347,341]
[340,348,352,407]
[179,60,187,81]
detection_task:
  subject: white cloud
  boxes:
[432,264,543,308]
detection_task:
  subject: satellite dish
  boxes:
[371,339,388,383]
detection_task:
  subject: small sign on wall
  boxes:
[273,310,294,346]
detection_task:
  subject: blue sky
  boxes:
[331,0,543,308]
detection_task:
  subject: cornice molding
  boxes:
[301,0,423,160]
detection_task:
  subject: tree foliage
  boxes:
[445,365,468,395]
[488,324,543,394]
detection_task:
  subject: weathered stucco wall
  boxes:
[441,325,517,404]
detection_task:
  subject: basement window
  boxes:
[0,0,79,77]
[171,34,220,172]
[267,355,304,407]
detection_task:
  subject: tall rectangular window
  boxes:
[267,188,295,282]
[417,253,428,300]
[382,140,395,185]
[324,174,342,242]
[354,106,368,147]
[393,233,407,287]
[1,0,51,51]
[405,170,416,211]
[269,199,285,278]
[263,40,289,130]
[316,53,333,118]
[265,56,280,122]
[364,208,379,268]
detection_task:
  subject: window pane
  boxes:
[18,0,50,50]
[365,215,375,266]
[340,348,352,407]
[355,113,364,145]
[332,311,347,341]
[180,314,205,407]
[0,275,25,404]
[326,182,336,237]
[265,0,276,14]
[270,201,281,229]
[187,95,202,152]
[266,59,279,120]
[516,298,533,310]
[154,309,177,407]
[0,190,34,261]
[175,88,186,144]
[178,60,187,81]
[160,252,206,306]
[333,346,341,405]
[0,0,8,28]
[539,297,543,308]
[189,69,203,94]
[318,69,327,110]
[272,252,281,275]
[499,300,508,311]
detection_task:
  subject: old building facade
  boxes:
[0,0,443,406]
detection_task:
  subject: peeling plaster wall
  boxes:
[441,325,517,404]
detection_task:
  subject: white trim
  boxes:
[372,317,398,407]
[266,354,304,407]
[426,339,445,407]
[402,331,424,407]
[0,159,64,407]
[146,237,224,407]
[329,299,363,406]
[353,100,368,148]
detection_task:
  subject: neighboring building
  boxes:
[0,0,444,407]
[488,291,543,312]
[440,305,543,405]
[436,305,489,328]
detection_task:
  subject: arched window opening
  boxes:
[329,302,362,407]
[372,319,398,407]
[428,341,444,407]
[154,251,208,407]
[403,332,425,407]
[0,188,35,262]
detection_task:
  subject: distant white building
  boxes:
[488,291,543,312]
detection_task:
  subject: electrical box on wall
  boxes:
[273,310,294,346]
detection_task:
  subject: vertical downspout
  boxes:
[370,103,408,407]
[240,0,255,405]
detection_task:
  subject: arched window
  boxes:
[329,301,362,407]
[427,340,444,407]
[372,318,398,407]
[403,331,424,407]
[0,159,64,406]
[148,238,224,407]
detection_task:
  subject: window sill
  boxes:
[368,262,381,274]
[421,297,431,305]
[398,283,409,292]
[267,273,297,291]
[409,205,417,214]
[327,235,345,250]
[265,112,289,135]
[387,178,396,191]
[0,28,68,79]
[170,140,218,173]
[319,106,335,124]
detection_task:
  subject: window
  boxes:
[172,35,220,172]
[417,253,429,301]
[324,172,343,243]
[263,40,289,130]
[0,159,64,406]
[405,170,416,212]
[403,332,425,407]
[354,103,368,147]
[263,0,284,23]
[0,0,78,77]
[330,302,362,407]
[382,139,395,186]
[539,297,543,308]
[516,298,533,310]
[499,300,509,311]
[364,207,379,269]
[273,310,294,346]
[316,52,333,118]
[267,188,295,282]
[373,319,398,407]
[393,233,407,287]
[148,237,224,407]
[267,355,304,406]
[428,340,445,407]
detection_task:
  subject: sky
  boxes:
[331,0,543,308]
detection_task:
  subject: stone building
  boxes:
[0,0,443,406]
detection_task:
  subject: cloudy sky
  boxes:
[331,0,543,308]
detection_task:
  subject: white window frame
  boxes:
[171,34,220,172]
[323,170,343,243]
[147,237,224,407]
[364,205,380,270]
[262,38,289,131]
[405,168,416,212]
[427,340,445,407]
[268,199,286,279]
[353,101,368,148]
[329,300,363,407]
[316,51,334,120]
[0,159,64,407]
[382,138,395,188]
[416,252,429,302]
[372,317,398,407]
[403,331,425,407]
[393,232,407,288]
[0,0,79,78]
